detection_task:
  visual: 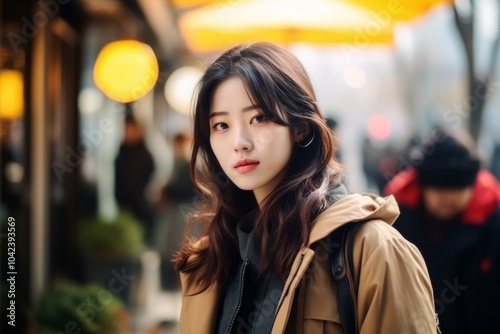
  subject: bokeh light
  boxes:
[93,40,159,103]
[164,66,203,116]
[0,69,24,120]
[367,114,392,141]
[344,66,367,89]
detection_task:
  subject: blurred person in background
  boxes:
[362,137,399,194]
[362,137,382,192]
[156,131,195,290]
[385,128,500,334]
[0,126,20,217]
[115,113,155,244]
[490,142,500,181]
[325,117,342,163]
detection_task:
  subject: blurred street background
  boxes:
[1,0,499,333]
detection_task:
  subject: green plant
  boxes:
[36,281,127,334]
[77,210,144,259]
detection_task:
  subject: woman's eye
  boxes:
[251,115,267,124]
[212,122,228,131]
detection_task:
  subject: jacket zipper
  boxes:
[268,252,306,334]
[228,260,249,334]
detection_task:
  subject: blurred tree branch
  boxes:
[453,0,500,143]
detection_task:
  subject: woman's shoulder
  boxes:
[353,219,427,270]
[355,218,408,244]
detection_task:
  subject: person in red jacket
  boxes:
[385,128,500,334]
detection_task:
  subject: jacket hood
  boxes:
[385,168,500,225]
[308,193,400,245]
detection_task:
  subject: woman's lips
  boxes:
[235,163,259,173]
[234,159,260,173]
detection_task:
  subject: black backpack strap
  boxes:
[329,222,360,334]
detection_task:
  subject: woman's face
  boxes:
[209,77,294,204]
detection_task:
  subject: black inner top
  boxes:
[216,211,284,334]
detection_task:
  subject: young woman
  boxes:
[175,42,437,334]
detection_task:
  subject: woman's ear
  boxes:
[294,123,310,143]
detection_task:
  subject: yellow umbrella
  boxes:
[344,0,452,21]
[179,0,394,53]
[173,0,450,16]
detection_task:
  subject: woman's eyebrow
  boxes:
[209,105,259,118]
[209,111,228,118]
[241,105,259,112]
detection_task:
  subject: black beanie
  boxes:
[414,130,480,188]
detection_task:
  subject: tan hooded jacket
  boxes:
[179,194,438,333]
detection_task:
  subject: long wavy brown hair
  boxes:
[175,42,343,291]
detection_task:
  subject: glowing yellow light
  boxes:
[93,40,159,103]
[0,70,24,120]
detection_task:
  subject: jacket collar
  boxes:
[308,193,400,246]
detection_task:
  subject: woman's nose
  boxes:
[233,127,253,152]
